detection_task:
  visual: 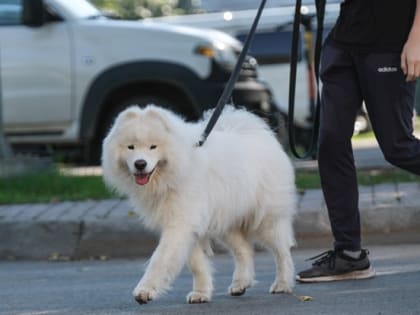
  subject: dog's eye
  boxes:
[127,145,135,150]
[150,145,157,150]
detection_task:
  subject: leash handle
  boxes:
[197,0,267,146]
[288,0,325,160]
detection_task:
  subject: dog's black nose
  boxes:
[134,159,147,171]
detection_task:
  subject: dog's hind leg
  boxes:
[223,228,255,296]
[186,242,214,303]
[255,217,295,293]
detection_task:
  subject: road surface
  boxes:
[1,245,420,315]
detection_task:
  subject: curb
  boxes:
[1,184,420,260]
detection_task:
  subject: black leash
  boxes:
[197,0,267,146]
[288,0,325,159]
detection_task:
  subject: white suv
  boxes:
[0,0,280,163]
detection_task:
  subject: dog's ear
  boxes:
[108,106,140,133]
[118,106,141,121]
[112,106,140,128]
[144,107,172,133]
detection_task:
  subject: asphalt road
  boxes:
[1,244,420,315]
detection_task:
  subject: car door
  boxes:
[0,0,72,135]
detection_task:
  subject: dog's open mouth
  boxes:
[134,168,155,186]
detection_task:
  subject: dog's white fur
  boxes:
[102,105,296,304]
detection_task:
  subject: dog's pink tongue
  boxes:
[135,174,149,185]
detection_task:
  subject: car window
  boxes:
[0,0,22,26]
[194,0,341,13]
[238,29,303,64]
[192,0,339,64]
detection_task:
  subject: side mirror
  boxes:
[22,0,45,27]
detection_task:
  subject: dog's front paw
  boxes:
[228,279,252,296]
[133,287,157,304]
[269,281,293,294]
[187,291,211,304]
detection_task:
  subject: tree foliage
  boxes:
[89,0,197,19]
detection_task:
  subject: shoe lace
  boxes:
[306,250,337,269]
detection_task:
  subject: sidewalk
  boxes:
[1,181,419,260]
[1,138,420,260]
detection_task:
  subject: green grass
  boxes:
[0,167,419,204]
[296,168,420,190]
[0,170,116,204]
[352,130,375,140]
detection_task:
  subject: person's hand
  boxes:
[401,31,420,82]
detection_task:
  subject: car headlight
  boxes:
[194,41,238,70]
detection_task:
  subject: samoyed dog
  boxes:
[102,105,296,304]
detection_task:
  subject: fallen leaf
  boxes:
[128,210,138,217]
[298,295,314,302]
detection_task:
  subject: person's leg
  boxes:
[317,42,363,251]
[355,52,420,175]
[297,43,378,283]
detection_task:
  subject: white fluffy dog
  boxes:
[102,105,296,304]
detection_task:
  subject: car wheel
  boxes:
[269,109,289,149]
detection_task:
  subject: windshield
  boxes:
[46,0,102,19]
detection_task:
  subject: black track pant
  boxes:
[318,41,420,251]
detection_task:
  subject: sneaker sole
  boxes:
[296,266,376,283]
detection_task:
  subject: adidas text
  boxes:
[377,67,398,73]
